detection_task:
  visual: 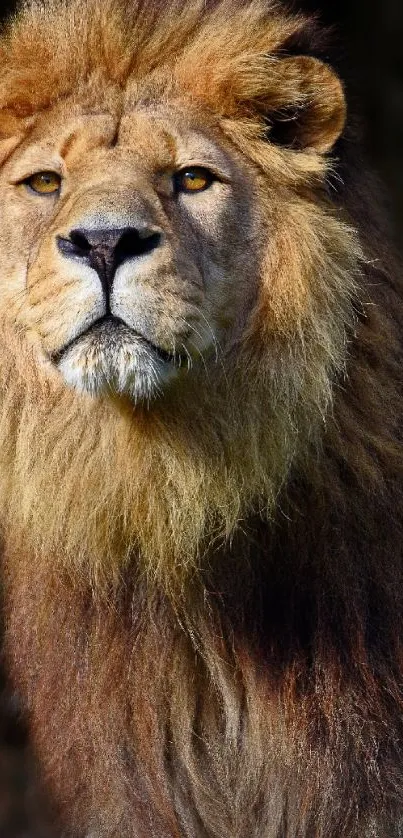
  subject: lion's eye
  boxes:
[174,167,214,194]
[25,171,61,195]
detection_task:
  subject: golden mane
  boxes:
[0,0,360,593]
[1,0,307,113]
[0,1,402,836]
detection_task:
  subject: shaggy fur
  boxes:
[0,0,402,836]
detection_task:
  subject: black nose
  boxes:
[57,227,161,294]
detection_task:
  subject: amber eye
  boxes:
[174,167,214,194]
[25,171,61,195]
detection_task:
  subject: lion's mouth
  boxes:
[51,315,186,368]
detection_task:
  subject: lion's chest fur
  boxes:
[4,473,403,838]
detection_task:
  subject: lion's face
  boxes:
[0,95,259,401]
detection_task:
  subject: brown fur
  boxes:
[0,1,402,836]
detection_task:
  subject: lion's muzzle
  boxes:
[56,225,162,298]
[50,216,188,401]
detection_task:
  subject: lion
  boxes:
[0,0,401,835]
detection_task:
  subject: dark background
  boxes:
[301,0,403,234]
[0,0,402,836]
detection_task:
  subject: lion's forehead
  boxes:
[7,98,236,186]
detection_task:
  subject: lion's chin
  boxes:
[54,320,179,402]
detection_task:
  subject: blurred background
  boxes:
[0,0,401,836]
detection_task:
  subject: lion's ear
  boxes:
[263,56,346,153]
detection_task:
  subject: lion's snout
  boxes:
[56,224,162,298]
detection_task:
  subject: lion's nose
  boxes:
[56,226,161,294]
